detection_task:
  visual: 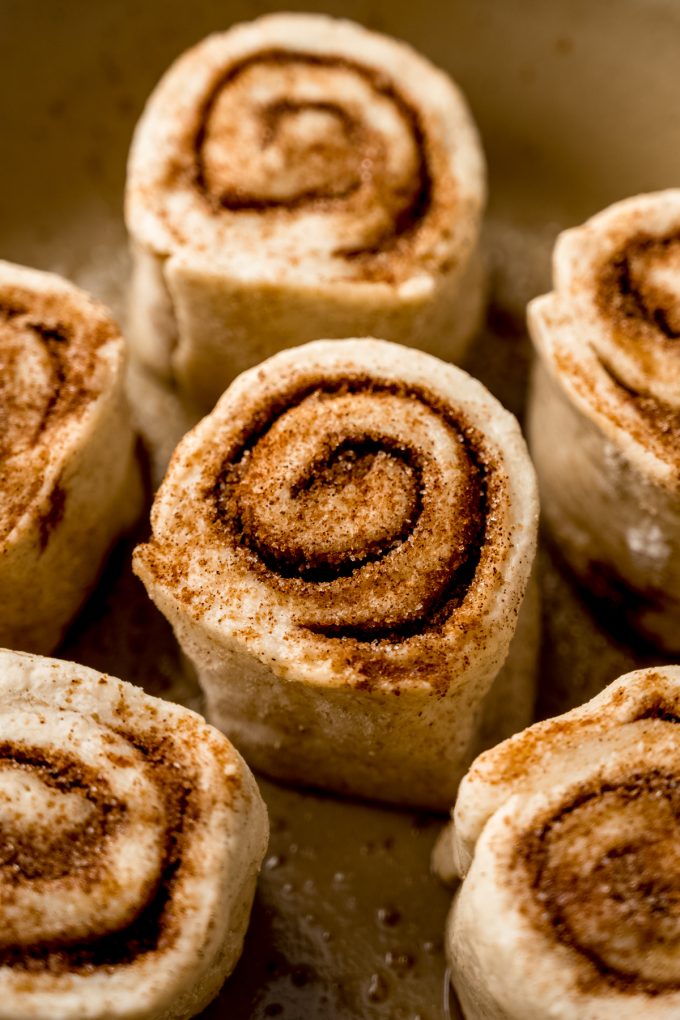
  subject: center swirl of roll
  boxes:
[526,771,680,989]
[215,382,487,640]
[596,231,680,406]
[603,234,680,340]
[0,709,166,955]
[195,51,431,256]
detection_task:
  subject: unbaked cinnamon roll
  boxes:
[528,191,680,651]
[435,665,680,1020]
[0,261,142,654]
[0,647,268,1020]
[125,13,486,408]
[134,338,538,810]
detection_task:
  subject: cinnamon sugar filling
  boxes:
[519,769,680,995]
[0,286,115,542]
[597,232,680,343]
[0,744,124,882]
[0,307,69,461]
[212,377,492,642]
[0,734,198,976]
[595,355,680,447]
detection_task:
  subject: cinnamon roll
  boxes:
[125,13,486,408]
[528,191,680,651]
[0,647,268,1020]
[133,338,538,810]
[435,665,680,1020]
[0,260,142,654]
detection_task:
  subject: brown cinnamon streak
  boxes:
[0,734,196,975]
[597,231,680,341]
[211,377,488,643]
[0,307,68,456]
[0,290,110,462]
[519,769,680,995]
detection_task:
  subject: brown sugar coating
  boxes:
[518,767,680,995]
[597,356,680,464]
[536,216,680,481]
[0,285,115,542]
[135,339,535,703]
[211,375,492,644]
[552,345,680,474]
[575,228,680,463]
[191,49,433,266]
[0,745,125,885]
[0,727,200,976]
[597,231,680,344]
[147,38,466,287]
[465,674,680,792]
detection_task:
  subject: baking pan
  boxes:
[0,0,675,1015]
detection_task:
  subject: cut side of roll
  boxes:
[435,665,680,1020]
[0,648,268,1020]
[125,13,486,408]
[134,338,538,810]
[528,191,680,651]
[0,261,142,654]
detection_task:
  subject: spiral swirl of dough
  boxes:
[441,667,680,1019]
[214,377,487,641]
[135,339,537,808]
[0,650,268,1020]
[520,767,680,991]
[0,709,165,954]
[527,194,680,654]
[137,338,537,683]
[126,14,486,407]
[194,49,431,264]
[0,279,116,542]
